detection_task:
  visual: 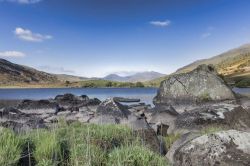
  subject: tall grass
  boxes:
[108,145,168,166]
[0,123,169,166]
[31,129,63,166]
[0,128,23,166]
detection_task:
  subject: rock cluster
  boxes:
[0,64,250,165]
[150,64,250,165]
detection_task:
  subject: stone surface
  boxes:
[91,98,131,124]
[154,65,236,112]
[170,103,250,134]
[173,130,250,166]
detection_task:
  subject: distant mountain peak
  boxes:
[103,71,165,82]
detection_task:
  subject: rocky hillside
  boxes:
[147,44,250,87]
[0,59,59,86]
[177,44,250,77]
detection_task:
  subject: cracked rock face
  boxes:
[169,104,250,134]
[173,130,250,166]
[154,65,236,112]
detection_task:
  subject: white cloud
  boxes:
[14,27,52,42]
[0,51,26,57]
[0,0,42,4]
[150,20,171,27]
[201,32,211,38]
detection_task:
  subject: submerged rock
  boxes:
[173,130,250,166]
[154,64,236,112]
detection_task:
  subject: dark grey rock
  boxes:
[170,103,250,135]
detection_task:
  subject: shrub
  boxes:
[0,128,23,166]
[235,78,250,87]
[108,145,168,166]
[135,82,145,88]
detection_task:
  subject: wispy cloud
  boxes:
[0,51,26,57]
[14,27,52,42]
[0,0,42,4]
[201,32,211,39]
[38,66,75,74]
[150,20,171,27]
[201,26,215,39]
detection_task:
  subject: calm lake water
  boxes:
[0,88,158,105]
[0,87,248,106]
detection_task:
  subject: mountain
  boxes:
[147,43,250,87]
[103,71,165,82]
[176,44,250,76]
[0,59,165,88]
[55,74,89,82]
[0,58,59,86]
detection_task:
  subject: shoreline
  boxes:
[0,86,158,89]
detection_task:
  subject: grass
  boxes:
[164,134,181,150]
[31,129,63,166]
[200,126,224,135]
[0,128,24,166]
[108,145,168,166]
[0,123,169,166]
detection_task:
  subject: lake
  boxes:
[0,87,248,106]
[0,88,158,105]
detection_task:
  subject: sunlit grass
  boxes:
[0,122,169,166]
[0,128,24,166]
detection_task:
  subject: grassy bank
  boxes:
[0,122,168,166]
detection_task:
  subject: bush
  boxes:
[235,78,250,87]
[0,128,23,166]
[135,82,145,88]
[108,145,168,166]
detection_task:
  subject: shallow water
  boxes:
[0,88,158,105]
[0,87,249,106]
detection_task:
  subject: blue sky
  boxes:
[0,0,250,77]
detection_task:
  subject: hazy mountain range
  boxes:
[1,43,250,87]
[0,58,165,86]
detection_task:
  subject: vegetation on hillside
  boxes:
[65,80,146,88]
[0,122,169,166]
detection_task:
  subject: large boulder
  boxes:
[90,98,131,124]
[154,65,236,113]
[169,103,250,135]
[173,130,250,166]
